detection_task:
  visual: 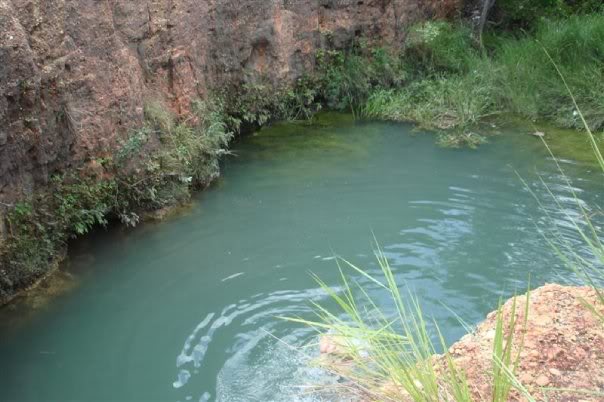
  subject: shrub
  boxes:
[316,49,370,116]
[315,45,405,118]
[218,76,322,130]
[114,99,233,217]
[404,21,476,75]
[0,98,235,302]
[1,176,116,300]
[496,0,604,29]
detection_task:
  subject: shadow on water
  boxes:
[0,203,198,332]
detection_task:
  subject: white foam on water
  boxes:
[221,272,245,282]
[215,335,338,402]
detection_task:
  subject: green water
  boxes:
[0,114,600,401]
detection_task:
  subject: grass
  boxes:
[364,73,496,132]
[521,50,604,321]
[292,42,604,400]
[495,14,604,130]
[286,248,530,401]
[362,14,604,144]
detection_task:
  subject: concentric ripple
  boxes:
[172,287,337,401]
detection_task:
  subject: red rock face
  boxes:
[443,284,604,402]
[0,0,459,203]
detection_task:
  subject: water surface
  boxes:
[0,114,600,401]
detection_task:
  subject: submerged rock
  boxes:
[319,334,352,356]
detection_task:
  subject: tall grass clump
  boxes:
[287,249,529,401]
[365,71,495,133]
[364,13,604,142]
[364,21,497,135]
[495,14,604,130]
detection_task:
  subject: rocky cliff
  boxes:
[0,0,458,206]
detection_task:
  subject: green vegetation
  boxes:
[286,250,530,401]
[292,35,604,401]
[522,60,604,322]
[273,10,600,148]
[217,11,598,150]
[364,14,604,138]
[0,99,233,301]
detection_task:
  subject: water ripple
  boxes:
[173,287,339,400]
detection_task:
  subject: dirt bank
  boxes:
[320,284,604,401]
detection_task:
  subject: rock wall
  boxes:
[0,0,459,205]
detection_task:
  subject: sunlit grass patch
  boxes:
[286,249,529,401]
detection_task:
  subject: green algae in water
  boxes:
[0,118,600,401]
[237,112,383,181]
[492,116,604,168]
[541,126,604,167]
[247,112,368,156]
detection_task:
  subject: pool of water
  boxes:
[0,114,600,401]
